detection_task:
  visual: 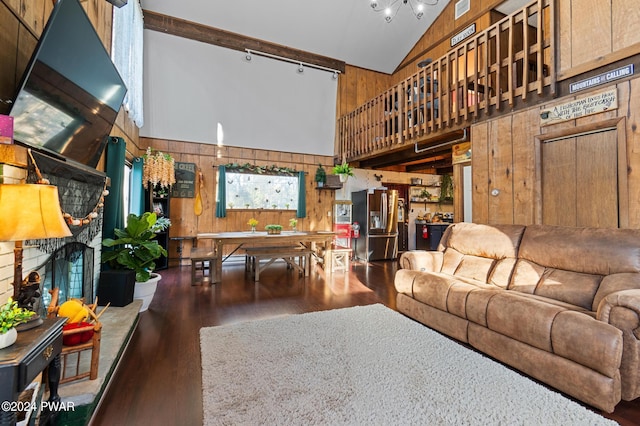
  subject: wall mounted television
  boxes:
[9,0,127,170]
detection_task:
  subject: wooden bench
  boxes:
[244,246,312,281]
[190,247,218,285]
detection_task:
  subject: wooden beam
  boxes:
[143,9,346,73]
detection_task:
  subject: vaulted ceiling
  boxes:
[138,0,528,173]
[139,0,451,74]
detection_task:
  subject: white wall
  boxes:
[141,30,337,156]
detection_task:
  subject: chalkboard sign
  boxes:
[171,162,196,198]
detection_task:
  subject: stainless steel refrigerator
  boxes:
[352,188,399,261]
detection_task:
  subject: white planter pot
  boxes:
[339,174,348,183]
[0,327,17,349]
[134,273,161,312]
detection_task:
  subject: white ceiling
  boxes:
[140,0,451,74]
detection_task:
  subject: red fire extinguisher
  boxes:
[352,222,360,239]
[422,225,428,239]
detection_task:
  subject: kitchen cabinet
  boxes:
[415,223,450,251]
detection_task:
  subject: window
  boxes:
[225,172,299,210]
[112,1,144,127]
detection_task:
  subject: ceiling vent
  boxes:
[455,0,470,20]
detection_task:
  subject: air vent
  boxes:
[455,0,470,20]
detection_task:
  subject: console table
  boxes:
[0,318,65,426]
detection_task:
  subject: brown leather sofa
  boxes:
[395,222,640,413]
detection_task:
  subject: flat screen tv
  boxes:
[9,0,127,169]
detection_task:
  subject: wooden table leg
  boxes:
[215,240,223,283]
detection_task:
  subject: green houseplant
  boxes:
[102,212,170,282]
[0,298,34,349]
[101,212,171,312]
[315,164,327,187]
[333,161,354,182]
[265,224,283,235]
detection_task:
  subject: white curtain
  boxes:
[112,0,144,127]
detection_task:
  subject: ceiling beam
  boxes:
[143,10,346,73]
[357,146,451,169]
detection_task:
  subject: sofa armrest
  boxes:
[598,289,640,337]
[597,289,640,400]
[398,250,443,272]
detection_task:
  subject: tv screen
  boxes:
[9,0,127,169]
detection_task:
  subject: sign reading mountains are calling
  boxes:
[540,88,618,126]
[569,64,634,93]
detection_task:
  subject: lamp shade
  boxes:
[0,184,72,241]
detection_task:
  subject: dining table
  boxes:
[196,231,335,283]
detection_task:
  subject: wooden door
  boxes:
[541,129,618,228]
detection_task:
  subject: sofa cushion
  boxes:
[519,225,640,276]
[453,255,496,282]
[440,223,525,284]
[412,272,494,316]
[535,268,603,310]
[446,223,526,260]
[509,259,603,310]
[486,292,566,352]
[551,311,623,377]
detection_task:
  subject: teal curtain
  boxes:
[215,165,226,218]
[130,157,145,216]
[103,137,126,240]
[297,171,306,218]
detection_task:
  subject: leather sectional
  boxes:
[394,222,640,413]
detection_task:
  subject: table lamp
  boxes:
[0,184,72,326]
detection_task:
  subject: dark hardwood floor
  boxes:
[91,257,640,425]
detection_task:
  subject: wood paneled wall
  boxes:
[557,0,640,79]
[142,137,336,261]
[335,0,505,120]
[471,76,640,228]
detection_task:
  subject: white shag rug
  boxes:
[200,304,616,425]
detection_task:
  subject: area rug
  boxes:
[200,304,615,425]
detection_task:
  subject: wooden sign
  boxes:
[569,64,634,93]
[171,162,196,198]
[540,88,618,126]
[452,142,471,164]
[451,24,476,47]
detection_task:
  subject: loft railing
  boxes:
[337,0,554,162]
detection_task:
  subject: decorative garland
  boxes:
[28,149,108,227]
[222,162,298,176]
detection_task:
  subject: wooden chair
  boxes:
[47,288,102,384]
[324,248,352,274]
[190,247,218,285]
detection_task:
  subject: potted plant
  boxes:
[0,298,34,349]
[265,224,283,235]
[289,218,298,231]
[101,212,171,312]
[332,161,354,183]
[315,164,327,187]
[248,218,258,232]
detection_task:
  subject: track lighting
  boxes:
[243,49,341,78]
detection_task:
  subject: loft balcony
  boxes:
[336,0,555,170]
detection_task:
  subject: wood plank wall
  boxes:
[557,0,640,80]
[142,137,336,262]
[471,76,640,228]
